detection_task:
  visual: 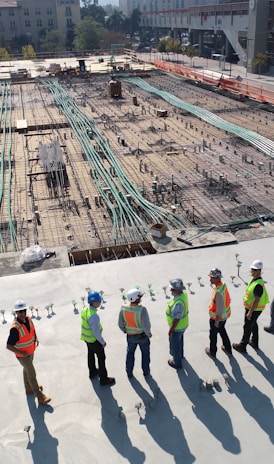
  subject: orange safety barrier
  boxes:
[154,59,274,105]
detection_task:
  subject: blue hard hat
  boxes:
[88,291,102,304]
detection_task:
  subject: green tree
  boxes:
[73,17,105,51]
[105,10,126,32]
[0,48,10,60]
[124,8,141,36]
[158,39,167,53]
[40,29,66,53]
[186,45,200,66]
[81,3,106,24]
[253,52,267,76]
[22,44,36,59]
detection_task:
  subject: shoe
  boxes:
[127,373,133,378]
[25,385,43,395]
[100,377,115,386]
[89,369,99,379]
[168,359,181,369]
[264,326,274,334]
[232,343,247,353]
[248,341,259,350]
[143,371,150,377]
[221,346,233,356]
[205,347,216,359]
[38,393,51,405]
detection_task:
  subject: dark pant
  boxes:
[85,341,108,381]
[209,318,231,355]
[126,333,150,376]
[240,309,262,348]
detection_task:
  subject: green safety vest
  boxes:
[166,292,189,330]
[243,278,269,311]
[81,307,102,343]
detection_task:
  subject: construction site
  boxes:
[1,55,274,265]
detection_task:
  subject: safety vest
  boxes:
[209,282,231,320]
[12,317,36,358]
[243,278,269,311]
[166,292,189,331]
[81,307,102,343]
[120,305,144,334]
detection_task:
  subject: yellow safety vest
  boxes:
[243,278,269,311]
[81,307,102,342]
[166,292,189,330]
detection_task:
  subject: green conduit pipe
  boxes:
[123,77,274,157]
[40,78,188,244]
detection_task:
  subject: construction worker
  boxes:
[81,291,115,386]
[6,299,51,404]
[118,288,152,378]
[233,260,269,353]
[166,279,189,369]
[205,268,232,359]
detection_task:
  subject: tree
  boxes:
[40,30,66,53]
[0,48,10,61]
[22,45,36,59]
[186,45,200,66]
[253,52,267,76]
[105,10,126,32]
[73,17,105,51]
[158,39,167,53]
[81,3,106,25]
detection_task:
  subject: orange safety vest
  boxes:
[209,282,231,320]
[12,317,36,358]
[120,305,144,334]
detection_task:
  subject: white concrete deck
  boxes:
[0,237,273,463]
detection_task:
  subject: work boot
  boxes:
[221,346,233,356]
[205,347,216,359]
[100,377,115,386]
[38,393,51,404]
[232,343,247,353]
[25,385,43,395]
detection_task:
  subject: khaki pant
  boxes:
[17,354,43,399]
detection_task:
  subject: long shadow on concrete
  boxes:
[92,380,145,464]
[129,375,196,464]
[177,360,241,455]
[26,396,58,464]
[214,355,274,445]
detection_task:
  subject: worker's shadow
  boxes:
[215,356,274,445]
[92,381,145,464]
[244,349,274,387]
[177,360,241,454]
[129,375,195,464]
[26,396,58,463]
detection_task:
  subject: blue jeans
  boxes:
[169,330,185,368]
[126,333,150,376]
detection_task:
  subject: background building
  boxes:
[119,0,274,73]
[0,0,81,51]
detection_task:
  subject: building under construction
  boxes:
[1,63,274,265]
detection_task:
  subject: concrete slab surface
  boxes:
[0,236,273,463]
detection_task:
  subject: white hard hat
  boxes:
[209,268,222,278]
[250,260,263,270]
[169,279,185,291]
[14,299,28,311]
[127,288,144,303]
